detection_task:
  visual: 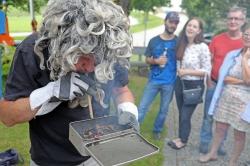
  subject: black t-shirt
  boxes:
[4,33,129,166]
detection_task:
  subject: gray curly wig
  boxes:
[34,0,132,83]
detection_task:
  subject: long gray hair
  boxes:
[34,0,132,83]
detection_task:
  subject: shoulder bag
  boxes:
[181,78,204,105]
[179,57,207,105]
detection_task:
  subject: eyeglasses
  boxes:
[227,17,244,22]
[243,33,250,38]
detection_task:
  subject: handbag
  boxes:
[181,78,203,105]
[179,58,206,106]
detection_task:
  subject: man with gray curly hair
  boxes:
[0,0,138,165]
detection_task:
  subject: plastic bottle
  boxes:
[160,48,168,68]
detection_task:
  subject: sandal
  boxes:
[167,140,175,147]
[167,140,186,150]
[167,138,180,146]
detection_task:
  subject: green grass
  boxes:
[6,6,42,33]
[7,10,162,36]
[0,123,30,165]
[128,74,166,166]
[130,54,146,62]
[8,15,43,33]
[0,74,165,166]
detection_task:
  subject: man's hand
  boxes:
[117,102,139,132]
[29,72,89,115]
[50,72,90,101]
[155,56,168,66]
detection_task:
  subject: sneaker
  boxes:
[199,142,209,154]
[217,146,226,156]
[153,132,161,140]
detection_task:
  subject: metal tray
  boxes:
[69,116,159,166]
[85,132,159,166]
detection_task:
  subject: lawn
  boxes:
[128,74,166,166]
[7,9,163,37]
[8,15,43,33]
[0,123,30,165]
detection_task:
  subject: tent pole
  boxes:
[29,0,37,32]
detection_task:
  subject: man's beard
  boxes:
[165,27,174,35]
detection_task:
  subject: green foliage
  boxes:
[0,46,14,82]
[2,47,14,80]
[3,0,48,13]
[7,10,163,34]
[131,0,170,12]
[113,0,131,15]
[130,0,170,39]
[0,45,14,94]
[181,0,250,33]
[181,0,219,32]
[210,0,250,18]
[130,11,163,33]
[5,0,172,16]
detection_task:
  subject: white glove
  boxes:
[29,72,89,116]
[117,102,139,132]
[35,101,61,116]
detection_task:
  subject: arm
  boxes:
[178,69,206,77]
[145,56,167,66]
[145,40,167,66]
[145,38,167,65]
[0,72,93,126]
[224,76,244,85]
[242,48,250,85]
[113,85,139,131]
[146,56,157,65]
[112,85,134,104]
[222,50,248,85]
[0,42,38,126]
[111,64,134,104]
[0,98,37,127]
[145,40,156,65]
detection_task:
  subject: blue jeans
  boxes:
[138,82,174,133]
[199,83,215,144]
[200,81,228,145]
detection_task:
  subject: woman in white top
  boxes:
[168,17,211,149]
